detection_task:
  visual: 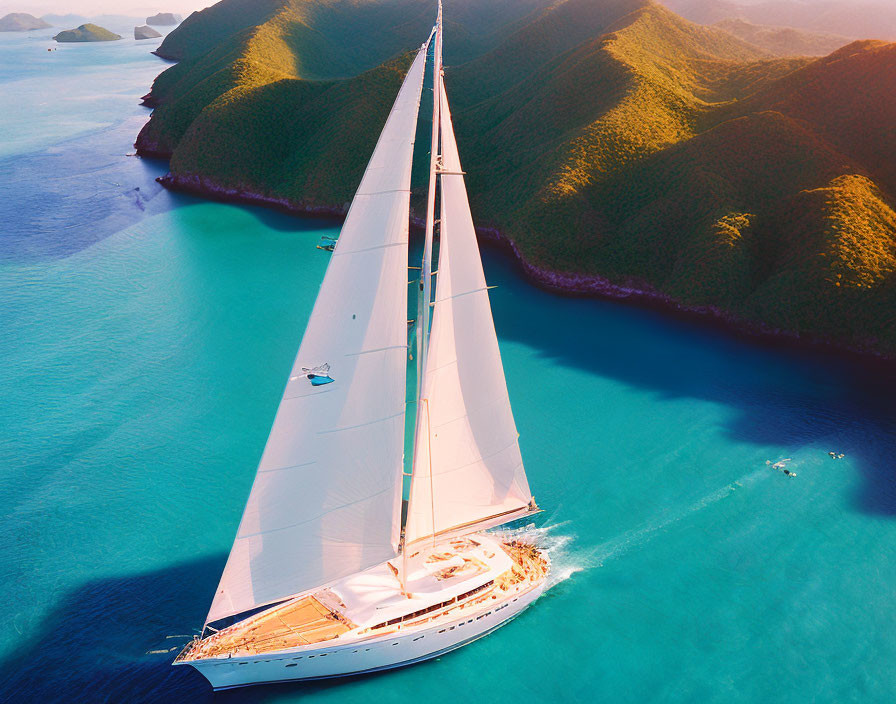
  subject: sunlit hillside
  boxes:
[136,0,896,357]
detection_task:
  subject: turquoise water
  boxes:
[1,32,895,704]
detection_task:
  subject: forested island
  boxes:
[54,23,121,42]
[136,0,896,360]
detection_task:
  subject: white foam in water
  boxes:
[500,476,757,584]
[584,479,748,567]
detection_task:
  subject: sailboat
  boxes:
[174,4,549,689]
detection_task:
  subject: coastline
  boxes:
[151,167,896,370]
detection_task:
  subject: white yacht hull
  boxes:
[185,579,544,690]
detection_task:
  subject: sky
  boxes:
[0,1,212,16]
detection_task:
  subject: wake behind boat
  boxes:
[174,2,549,689]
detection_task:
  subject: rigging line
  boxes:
[257,460,316,475]
[317,409,405,434]
[333,241,407,256]
[236,485,395,540]
[344,344,408,357]
[430,285,495,305]
[355,188,412,196]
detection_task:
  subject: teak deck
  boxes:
[178,596,353,661]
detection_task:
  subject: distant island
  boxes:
[137,0,896,360]
[0,12,51,31]
[146,13,180,26]
[135,25,162,40]
[54,23,121,42]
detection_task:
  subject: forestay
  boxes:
[207,44,429,624]
[405,76,534,548]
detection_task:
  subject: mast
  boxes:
[206,42,430,626]
[404,3,442,590]
[418,1,442,382]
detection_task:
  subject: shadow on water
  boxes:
[480,248,896,516]
[0,555,412,703]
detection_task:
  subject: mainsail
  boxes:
[405,74,534,548]
[207,43,430,624]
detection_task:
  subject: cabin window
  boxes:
[286,664,297,668]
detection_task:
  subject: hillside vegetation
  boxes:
[137,0,896,357]
[53,23,121,42]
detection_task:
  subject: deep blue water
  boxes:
[1,29,895,704]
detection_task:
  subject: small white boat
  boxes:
[174,2,549,689]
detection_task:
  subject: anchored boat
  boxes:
[174,3,549,689]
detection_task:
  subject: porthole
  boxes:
[286,663,298,668]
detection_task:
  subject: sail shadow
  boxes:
[0,554,438,703]
[478,246,896,516]
[0,554,223,702]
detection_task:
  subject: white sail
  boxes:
[207,44,429,624]
[405,75,533,548]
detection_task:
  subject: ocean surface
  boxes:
[1,29,895,704]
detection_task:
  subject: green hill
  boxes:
[136,0,896,358]
[53,23,121,42]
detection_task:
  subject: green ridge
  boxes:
[136,0,896,357]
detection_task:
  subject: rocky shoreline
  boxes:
[148,166,895,369]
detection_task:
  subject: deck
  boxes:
[176,595,355,662]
